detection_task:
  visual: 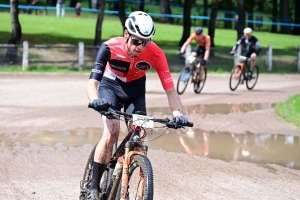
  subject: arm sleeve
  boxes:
[236,36,245,45]
[155,51,174,90]
[89,44,111,82]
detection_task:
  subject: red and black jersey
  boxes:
[89,37,174,90]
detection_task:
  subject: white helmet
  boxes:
[125,11,156,40]
[243,27,252,34]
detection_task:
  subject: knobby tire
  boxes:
[176,66,191,95]
[246,65,259,90]
[193,67,207,94]
[229,65,242,91]
[116,155,154,200]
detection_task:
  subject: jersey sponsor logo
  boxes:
[135,61,151,70]
[164,77,173,83]
[109,59,130,74]
[91,69,102,74]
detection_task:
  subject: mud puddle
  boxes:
[1,127,299,170]
[148,103,276,115]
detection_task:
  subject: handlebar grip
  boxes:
[186,121,194,127]
[88,102,112,109]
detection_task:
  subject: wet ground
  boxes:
[1,73,300,200]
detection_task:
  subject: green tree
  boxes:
[160,0,173,23]
[94,0,105,45]
[293,0,300,35]
[179,0,193,48]
[6,0,21,64]
[119,0,126,33]
[280,0,291,34]
[208,0,219,47]
[271,0,278,33]
[236,0,246,40]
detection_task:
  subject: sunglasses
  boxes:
[131,37,151,47]
[196,33,202,36]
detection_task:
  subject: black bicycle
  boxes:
[229,55,259,91]
[79,105,193,200]
[176,55,207,95]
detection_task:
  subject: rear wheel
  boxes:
[193,67,207,94]
[116,155,154,200]
[176,66,191,95]
[229,65,242,91]
[246,65,259,90]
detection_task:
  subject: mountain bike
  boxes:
[229,55,259,91]
[176,55,207,95]
[79,105,193,200]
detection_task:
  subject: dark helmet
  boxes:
[195,26,203,35]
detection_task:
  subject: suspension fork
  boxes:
[120,127,148,200]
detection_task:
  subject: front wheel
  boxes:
[116,155,154,200]
[176,66,191,95]
[246,65,259,90]
[193,67,207,94]
[229,65,242,91]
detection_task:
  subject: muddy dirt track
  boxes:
[0,73,300,200]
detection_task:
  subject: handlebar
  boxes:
[88,103,194,129]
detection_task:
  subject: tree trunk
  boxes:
[137,0,144,11]
[179,0,193,48]
[224,0,233,29]
[69,0,76,7]
[202,0,208,26]
[271,0,278,33]
[160,0,172,23]
[236,0,246,40]
[246,0,254,29]
[119,0,126,32]
[94,0,105,46]
[6,0,22,64]
[208,0,219,47]
[280,0,291,34]
[293,0,300,35]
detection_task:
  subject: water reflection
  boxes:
[146,129,300,170]
[148,103,276,115]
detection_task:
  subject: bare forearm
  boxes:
[204,49,210,61]
[180,42,189,53]
[165,87,183,117]
[86,79,100,102]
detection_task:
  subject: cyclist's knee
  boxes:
[102,129,119,145]
[191,52,197,57]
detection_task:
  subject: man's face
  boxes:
[127,36,151,57]
[245,33,252,39]
[196,32,203,39]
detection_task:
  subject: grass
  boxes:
[0,12,300,73]
[1,12,300,48]
[275,95,300,129]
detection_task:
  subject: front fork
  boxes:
[119,142,148,200]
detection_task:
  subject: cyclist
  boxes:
[230,27,261,78]
[86,11,190,200]
[179,26,211,83]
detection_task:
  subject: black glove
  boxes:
[91,98,110,112]
[173,116,188,126]
[200,59,207,66]
[178,52,185,58]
